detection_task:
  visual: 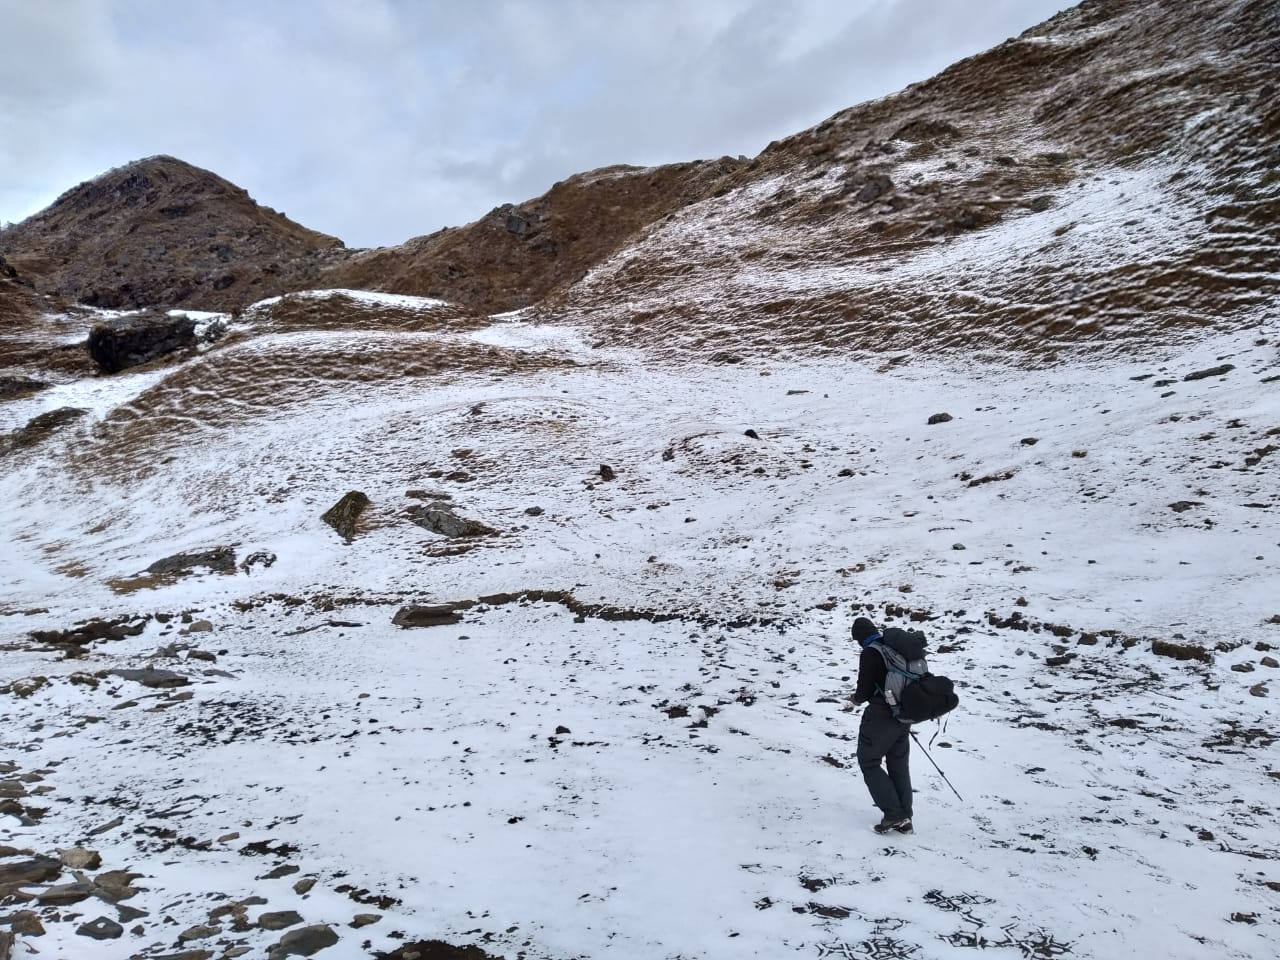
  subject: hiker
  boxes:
[851,616,913,834]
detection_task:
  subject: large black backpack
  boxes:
[871,627,959,725]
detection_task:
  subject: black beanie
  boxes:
[851,616,880,644]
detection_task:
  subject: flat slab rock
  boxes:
[109,668,191,688]
[393,605,464,628]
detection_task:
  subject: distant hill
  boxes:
[0,155,345,312]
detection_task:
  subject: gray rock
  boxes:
[0,857,61,895]
[179,923,221,942]
[76,916,123,942]
[1183,363,1234,381]
[58,846,102,870]
[406,503,495,538]
[37,880,95,905]
[293,877,317,895]
[268,923,339,959]
[321,491,370,541]
[258,910,304,931]
[927,412,953,425]
[349,913,381,928]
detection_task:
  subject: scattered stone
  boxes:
[1250,683,1268,697]
[1169,500,1203,513]
[240,550,277,572]
[117,904,148,922]
[1261,656,1279,668]
[88,816,126,836]
[268,923,338,959]
[350,914,381,929]
[182,620,214,634]
[1232,662,1256,673]
[58,846,101,870]
[258,910,304,931]
[406,503,496,538]
[744,429,760,439]
[598,464,616,481]
[952,543,966,551]
[1183,363,1235,381]
[1020,437,1039,445]
[524,506,544,516]
[109,668,190,688]
[392,605,464,628]
[260,864,300,880]
[293,877,317,895]
[77,916,124,940]
[92,868,142,900]
[1152,639,1211,662]
[1072,449,1088,458]
[927,412,953,425]
[148,548,236,577]
[321,491,370,541]
[179,924,221,942]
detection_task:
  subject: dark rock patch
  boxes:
[1183,363,1234,381]
[375,941,503,960]
[0,376,46,399]
[87,311,197,373]
[5,406,88,452]
[406,503,496,538]
[928,412,953,424]
[1152,638,1211,663]
[392,605,464,628]
[321,491,370,541]
[148,547,237,577]
[77,916,124,940]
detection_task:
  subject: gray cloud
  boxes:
[0,0,1071,248]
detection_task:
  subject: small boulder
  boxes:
[58,846,102,870]
[927,412,953,425]
[406,503,495,538]
[76,916,124,940]
[258,910,304,931]
[321,491,370,541]
[147,547,237,577]
[268,923,339,959]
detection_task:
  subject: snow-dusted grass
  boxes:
[1,313,1277,959]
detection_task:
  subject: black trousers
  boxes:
[857,701,913,820]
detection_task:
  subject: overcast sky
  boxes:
[1,0,1072,249]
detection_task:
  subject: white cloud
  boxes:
[0,0,1072,246]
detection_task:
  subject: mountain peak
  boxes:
[0,155,343,311]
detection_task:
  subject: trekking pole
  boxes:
[910,730,964,801]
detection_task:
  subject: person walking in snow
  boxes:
[850,616,913,834]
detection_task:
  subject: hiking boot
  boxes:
[873,816,913,835]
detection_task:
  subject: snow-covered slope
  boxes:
[1,289,1277,959]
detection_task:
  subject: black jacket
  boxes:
[853,645,887,705]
